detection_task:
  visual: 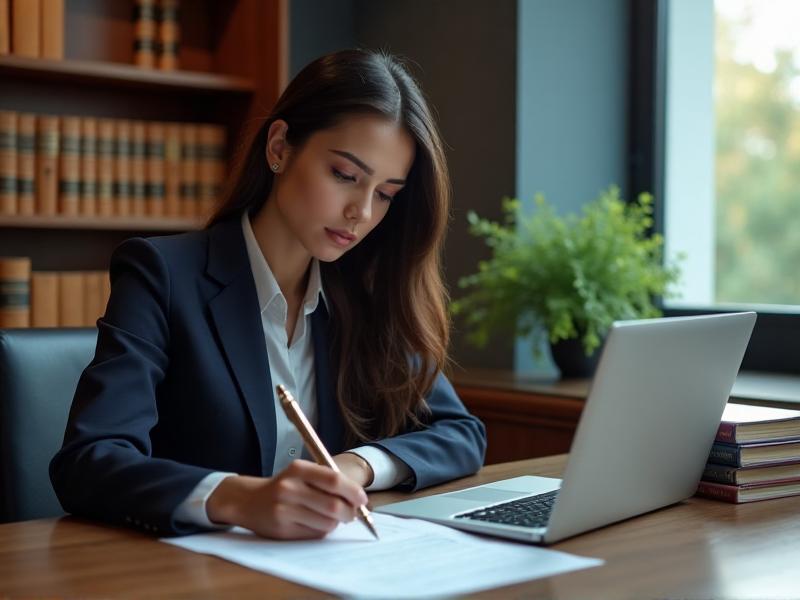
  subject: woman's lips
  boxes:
[325,227,356,247]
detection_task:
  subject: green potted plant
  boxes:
[451,186,682,378]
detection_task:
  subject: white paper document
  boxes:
[162,513,602,598]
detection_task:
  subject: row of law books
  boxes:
[696,403,800,503]
[134,0,181,70]
[0,110,226,221]
[0,0,64,59]
[0,257,108,329]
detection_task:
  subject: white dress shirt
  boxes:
[173,212,411,527]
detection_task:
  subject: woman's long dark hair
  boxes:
[208,49,451,446]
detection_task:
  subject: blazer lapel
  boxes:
[311,302,345,454]
[206,217,277,476]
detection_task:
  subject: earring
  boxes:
[271,163,279,172]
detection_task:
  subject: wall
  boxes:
[514,0,629,377]
[288,0,356,77]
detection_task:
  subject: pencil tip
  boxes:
[366,520,379,540]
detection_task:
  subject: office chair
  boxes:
[0,328,97,523]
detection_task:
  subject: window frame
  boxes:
[626,0,800,375]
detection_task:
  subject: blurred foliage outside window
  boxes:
[715,0,800,304]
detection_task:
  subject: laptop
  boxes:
[376,312,757,544]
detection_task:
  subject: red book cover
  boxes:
[696,481,740,503]
[697,478,800,503]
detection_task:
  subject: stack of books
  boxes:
[697,403,800,503]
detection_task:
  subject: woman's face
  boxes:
[267,113,415,262]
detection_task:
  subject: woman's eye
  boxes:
[332,168,355,182]
[332,167,393,202]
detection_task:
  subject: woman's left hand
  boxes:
[333,452,374,488]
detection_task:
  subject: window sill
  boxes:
[450,368,800,409]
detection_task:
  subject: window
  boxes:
[630,0,800,373]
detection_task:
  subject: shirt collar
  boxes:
[241,211,327,315]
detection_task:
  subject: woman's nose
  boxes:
[346,191,373,223]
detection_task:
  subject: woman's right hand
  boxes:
[205,459,369,539]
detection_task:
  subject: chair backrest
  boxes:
[0,328,97,523]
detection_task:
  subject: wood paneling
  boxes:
[456,384,584,464]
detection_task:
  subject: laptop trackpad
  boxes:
[446,487,533,503]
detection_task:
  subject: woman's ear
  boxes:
[265,119,291,173]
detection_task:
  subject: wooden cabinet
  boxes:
[0,0,287,271]
[452,370,589,465]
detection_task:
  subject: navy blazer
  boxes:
[50,216,486,536]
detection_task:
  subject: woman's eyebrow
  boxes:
[328,149,406,184]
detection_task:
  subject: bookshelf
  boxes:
[0,0,288,326]
[0,214,203,232]
[0,54,257,93]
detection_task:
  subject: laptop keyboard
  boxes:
[454,490,558,529]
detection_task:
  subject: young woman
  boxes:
[50,49,486,540]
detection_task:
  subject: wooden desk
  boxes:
[2,454,798,598]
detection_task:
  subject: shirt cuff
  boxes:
[173,471,238,529]
[347,445,413,491]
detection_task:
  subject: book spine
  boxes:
[83,271,102,327]
[114,119,132,217]
[0,0,9,54]
[101,270,110,314]
[30,270,58,327]
[0,257,31,328]
[97,119,115,217]
[212,125,226,212]
[0,110,16,215]
[130,121,147,217]
[157,0,179,70]
[180,123,198,218]
[708,443,742,467]
[80,117,98,217]
[695,481,740,503]
[701,463,739,485]
[163,122,181,216]
[58,116,80,216]
[16,113,35,215]
[715,422,737,444]
[198,124,215,219]
[40,0,63,59]
[11,0,40,57]
[36,114,59,215]
[133,0,157,68]
[58,271,84,327]
[146,121,165,217]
